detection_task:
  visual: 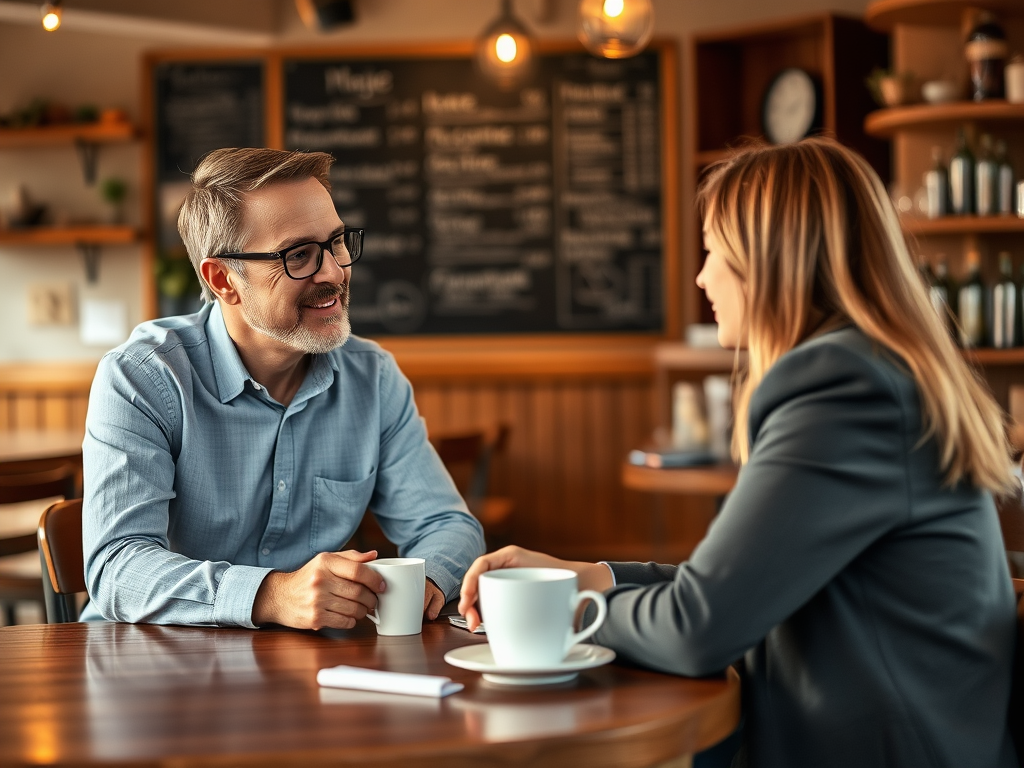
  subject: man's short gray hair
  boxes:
[177,147,334,303]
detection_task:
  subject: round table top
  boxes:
[0,430,84,465]
[622,462,739,497]
[0,619,740,767]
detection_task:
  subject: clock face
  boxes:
[762,68,818,145]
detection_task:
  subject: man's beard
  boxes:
[240,281,352,354]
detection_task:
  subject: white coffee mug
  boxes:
[366,558,425,636]
[1006,60,1024,104]
[478,567,607,668]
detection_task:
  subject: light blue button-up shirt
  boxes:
[80,302,484,627]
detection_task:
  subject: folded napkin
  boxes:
[317,665,464,698]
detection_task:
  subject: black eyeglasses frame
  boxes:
[215,228,364,280]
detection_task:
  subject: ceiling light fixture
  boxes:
[476,0,534,90]
[577,0,654,59]
[40,0,61,31]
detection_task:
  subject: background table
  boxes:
[0,617,740,767]
[0,430,84,467]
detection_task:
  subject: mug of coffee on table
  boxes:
[478,568,608,668]
[366,558,425,636]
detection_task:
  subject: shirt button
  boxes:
[277,480,286,491]
[262,548,270,555]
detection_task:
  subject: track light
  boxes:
[40,0,62,31]
[476,0,534,90]
[578,0,654,59]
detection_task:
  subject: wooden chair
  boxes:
[350,424,515,554]
[37,498,86,624]
[431,423,515,549]
[0,462,78,625]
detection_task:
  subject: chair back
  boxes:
[0,463,78,505]
[999,489,1024,553]
[37,498,85,623]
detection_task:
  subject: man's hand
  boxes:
[423,578,445,621]
[457,546,613,631]
[252,550,385,630]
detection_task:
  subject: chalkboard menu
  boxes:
[283,51,665,336]
[153,61,264,262]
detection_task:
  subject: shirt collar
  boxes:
[206,301,340,405]
[207,301,253,404]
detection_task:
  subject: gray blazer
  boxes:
[594,327,1016,768]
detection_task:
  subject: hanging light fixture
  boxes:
[578,0,654,59]
[40,0,62,31]
[476,0,534,90]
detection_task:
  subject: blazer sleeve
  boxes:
[590,341,916,676]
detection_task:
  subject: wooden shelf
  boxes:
[694,148,740,167]
[965,348,1024,366]
[902,215,1024,235]
[865,102,1024,137]
[866,0,1023,31]
[654,343,743,372]
[0,226,140,246]
[0,120,137,149]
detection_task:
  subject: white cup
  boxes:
[366,558,425,636]
[478,568,607,669]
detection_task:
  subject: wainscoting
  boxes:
[0,343,716,562]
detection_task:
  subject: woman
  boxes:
[459,138,1018,768]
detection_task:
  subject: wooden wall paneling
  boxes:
[558,383,590,548]
[13,394,39,429]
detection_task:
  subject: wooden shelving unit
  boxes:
[864,0,1024,410]
[901,215,1024,235]
[865,102,1024,137]
[687,14,889,328]
[0,226,139,246]
[0,120,136,149]
[865,0,1022,31]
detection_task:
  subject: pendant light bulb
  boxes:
[476,0,534,90]
[578,0,654,59]
[41,1,62,31]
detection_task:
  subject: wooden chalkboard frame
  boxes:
[142,40,679,378]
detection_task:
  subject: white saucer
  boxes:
[444,643,615,686]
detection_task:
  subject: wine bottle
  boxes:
[996,139,1015,215]
[958,250,985,348]
[924,146,948,219]
[975,133,997,216]
[949,129,975,216]
[929,257,956,338]
[966,12,1009,101]
[991,251,1018,347]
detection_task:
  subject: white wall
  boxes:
[0,0,870,362]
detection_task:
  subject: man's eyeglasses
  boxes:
[216,228,364,280]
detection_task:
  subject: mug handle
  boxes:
[366,610,380,626]
[566,590,607,651]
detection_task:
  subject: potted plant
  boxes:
[99,177,128,224]
[865,68,917,108]
[155,253,203,317]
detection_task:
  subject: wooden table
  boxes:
[0,430,84,467]
[622,463,739,498]
[0,618,740,768]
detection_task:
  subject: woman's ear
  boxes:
[200,259,241,306]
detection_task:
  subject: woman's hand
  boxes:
[458,546,613,630]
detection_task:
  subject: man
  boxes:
[81,147,484,629]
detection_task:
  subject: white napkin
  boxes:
[316,665,464,698]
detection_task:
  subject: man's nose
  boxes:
[317,245,350,282]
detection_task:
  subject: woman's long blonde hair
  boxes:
[697,137,1013,495]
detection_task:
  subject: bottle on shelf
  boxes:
[929,256,956,338]
[991,251,1018,348]
[965,11,1008,101]
[949,129,974,216]
[958,250,986,348]
[996,139,1015,216]
[975,133,997,216]
[924,146,948,220]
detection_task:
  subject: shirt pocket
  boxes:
[310,472,377,554]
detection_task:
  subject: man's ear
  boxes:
[200,259,241,305]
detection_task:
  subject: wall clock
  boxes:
[762,68,821,145]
